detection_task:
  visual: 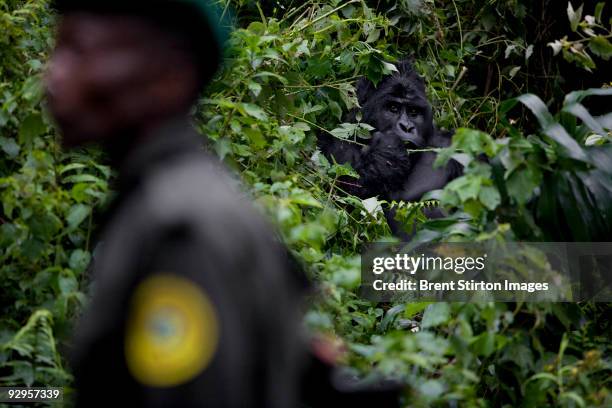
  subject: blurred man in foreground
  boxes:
[46,1,305,406]
[46,1,402,406]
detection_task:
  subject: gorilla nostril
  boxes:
[399,123,411,133]
[398,121,415,134]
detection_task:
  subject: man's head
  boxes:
[46,1,224,147]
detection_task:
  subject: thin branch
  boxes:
[297,0,361,32]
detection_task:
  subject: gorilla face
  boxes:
[357,61,434,149]
[371,91,433,148]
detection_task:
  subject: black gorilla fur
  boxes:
[318,59,462,236]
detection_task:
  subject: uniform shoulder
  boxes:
[139,152,270,238]
[143,152,236,208]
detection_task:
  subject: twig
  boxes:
[297,0,361,32]
[450,66,468,92]
[285,113,365,146]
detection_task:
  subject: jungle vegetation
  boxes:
[1,0,611,406]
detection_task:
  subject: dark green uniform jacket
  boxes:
[70,119,305,407]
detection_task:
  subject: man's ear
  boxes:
[136,59,199,117]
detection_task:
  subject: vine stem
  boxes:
[285,113,365,146]
[450,0,464,55]
[567,33,612,44]
[450,66,468,92]
[297,0,361,32]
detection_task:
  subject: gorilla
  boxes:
[317,59,462,236]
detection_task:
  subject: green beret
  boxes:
[52,0,231,81]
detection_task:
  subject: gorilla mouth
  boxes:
[401,140,421,150]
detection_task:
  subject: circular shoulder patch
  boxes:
[124,274,219,387]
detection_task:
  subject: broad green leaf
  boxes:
[293,122,311,132]
[594,2,605,23]
[381,61,398,74]
[501,343,534,370]
[526,372,558,383]
[450,128,499,157]
[60,163,87,174]
[0,223,19,248]
[380,304,405,331]
[247,81,262,97]
[404,302,432,318]
[243,127,266,149]
[421,303,451,328]
[471,331,495,357]
[525,44,534,60]
[366,28,381,43]
[21,76,43,102]
[562,102,605,135]
[563,87,612,105]
[588,36,612,60]
[18,113,46,146]
[214,137,230,160]
[517,94,589,162]
[548,40,563,55]
[567,2,583,32]
[289,191,323,208]
[361,196,382,216]
[69,249,91,274]
[27,212,62,241]
[241,103,268,120]
[328,100,342,121]
[337,83,358,110]
[452,176,481,202]
[0,136,20,158]
[559,392,586,407]
[252,71,288,84]
[63,174,105,184]
[58,271,78,294]
[543,123,590,161]
[509,66,521,78]
[516,93,555,128]
[419,379,445,398]
[66,204,90,231]
[478,186,501,210]
[506,166,540,205]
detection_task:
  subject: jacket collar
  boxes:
[117,116,203,190]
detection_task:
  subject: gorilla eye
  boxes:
[407,107,420,116]
[387,103,401,113]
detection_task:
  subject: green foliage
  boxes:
[1,310,70,386]
[1,0,610,406]
[549,2,612,71]
[204,2,611,405]
[430,88,612,242]
[1,0,109,387]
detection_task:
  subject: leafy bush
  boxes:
[549,2,612,71]
[1,0,610,406]
[0,0,108,390]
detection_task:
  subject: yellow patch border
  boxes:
[124,273,219,387]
